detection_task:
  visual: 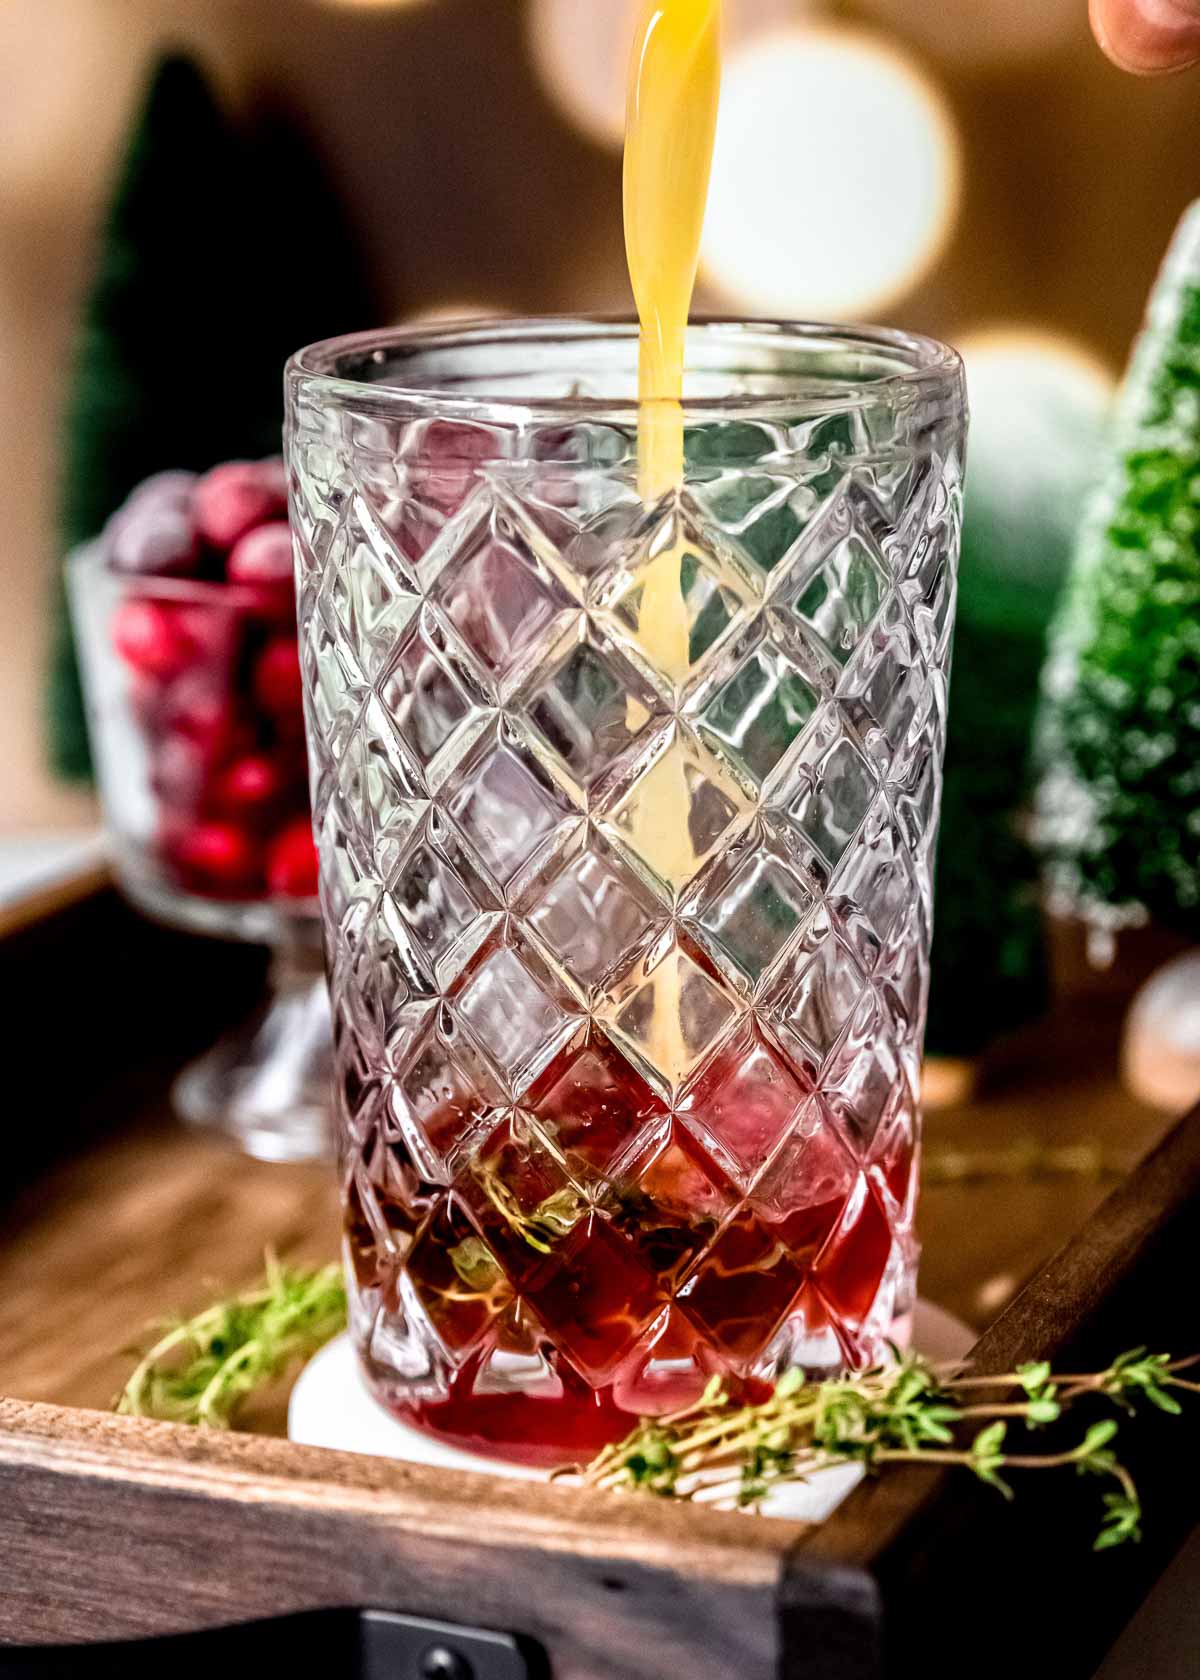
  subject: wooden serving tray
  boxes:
[0,888,1194,1679]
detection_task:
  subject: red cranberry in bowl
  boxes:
[110,503,200,578]
[173,601,242,667]
[126,470,198,511]
[266,818,320,899]
[159,669,248,758]
[215,753,286,818]
[254,635,304,719]
[149,733,210,813]
[169,820,262,895]
[90,456,317,908]
[227,521,294,587]
[194,460,288,551]
[111,598,196,680]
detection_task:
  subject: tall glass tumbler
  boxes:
[286,320,966,1467]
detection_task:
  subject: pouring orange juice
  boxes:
[619,0,723,1087]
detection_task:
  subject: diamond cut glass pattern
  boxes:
[527,1027,669,1180]
[787,724,881,872]
[519,830,666,995]
[788,528,888,670]
[604,938,742,1100]
[430,498,574,688]
[377,607,477,771]
[288,319,965,1466]
[388,1002,504,1175]
[699,635,821,790]
[687,829,815,991]
[454,933,580,1097]
[442,721,574,891]
[602,724,751,897]
[521,630,660,795]
[595,500,755,692]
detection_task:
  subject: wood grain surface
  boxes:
[0,1396,805,1680]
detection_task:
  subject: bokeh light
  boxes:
[401,301,510,326]
[958,325,1116,587]
[526,0,803,150]
[960,326,1116,475]
[0,0,129,204]
[701,25,961,319]
[960,325,1115,415]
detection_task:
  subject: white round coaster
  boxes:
[289,1299,974,1525]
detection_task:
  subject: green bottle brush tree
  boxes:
[1036,202,1200,944]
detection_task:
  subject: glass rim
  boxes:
[287,313,964,423]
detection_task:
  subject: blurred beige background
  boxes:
[3,0,1199,829]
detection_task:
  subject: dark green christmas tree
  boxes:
[1036,203,1200,941]
[51,53,377,778]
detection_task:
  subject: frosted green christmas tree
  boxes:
[1037,203,1200,940]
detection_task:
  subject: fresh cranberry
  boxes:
[172,603,240,665]
[159,670,247,758]
[150,735,209,814]
[111,599,194,679]
[194,460,287,551]
[215,753,284,813]
[171,822,260,892]
[265,818,319,898]
[254,636,303,718]
[126,470,197,511]
[109,504,200,578]
[256,457,288,499]
[226,520,294,586]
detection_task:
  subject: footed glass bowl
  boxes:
[69,538,330,1162]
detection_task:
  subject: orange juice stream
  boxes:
[623,0,722,1086]
[625,0,722,504]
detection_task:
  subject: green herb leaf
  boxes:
[448,1237,502,1292]
[116,1255,347,1429]
[573,1344,1191,1553]
[1095,1491,1143,1551]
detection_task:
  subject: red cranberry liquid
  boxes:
[346,1027,911,1468]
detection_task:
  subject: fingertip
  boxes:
[1091,0,1200,73]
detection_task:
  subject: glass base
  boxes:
[353,1252,916,1469]
[173,946,333,1162]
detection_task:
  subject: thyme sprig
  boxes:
[570,1348,1199,1549]
[115,1254,346,1429]
[476,1157,585,1255]
[113,1258,1197,1554]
